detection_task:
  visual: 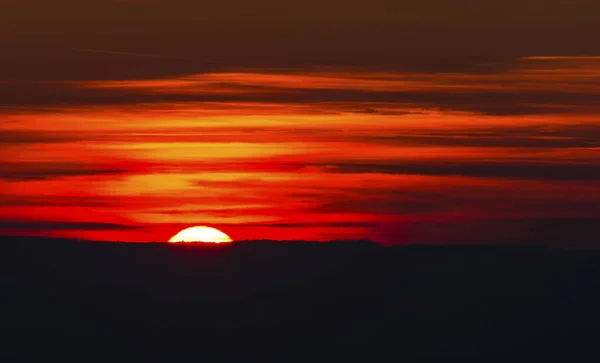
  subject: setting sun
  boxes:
[169,226,232,243]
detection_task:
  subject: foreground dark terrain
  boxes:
[1,236,599,362]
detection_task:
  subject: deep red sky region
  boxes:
[1,0,599,245]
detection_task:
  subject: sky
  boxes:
[1,0,600,245]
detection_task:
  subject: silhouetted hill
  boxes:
[1,236,599,363]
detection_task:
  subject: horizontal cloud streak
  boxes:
[2,56,600,115]
[1,59,599,245]
[316,161,600,181]
[0,162,133,181]
[0,220,142,231]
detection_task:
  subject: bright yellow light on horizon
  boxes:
[169,226,233,243]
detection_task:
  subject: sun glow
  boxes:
[169,226,232,243]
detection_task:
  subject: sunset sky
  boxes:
[1,0,599,244]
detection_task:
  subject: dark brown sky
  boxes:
[3,0,600,80]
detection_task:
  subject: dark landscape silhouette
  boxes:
[1,236,599,362]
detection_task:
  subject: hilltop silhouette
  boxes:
[1,236,599,363]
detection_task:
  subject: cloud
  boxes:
[0,162,133,181]
[0,195,121,207]
[1,55,600,115]
[313,187,600,218]
[342,124,600,148]
[522,56,600,61]
[318,161,600,181]
[0,130,85,144]
[177,157,600,181]
[0,220,141,231]
[232,221,380,228]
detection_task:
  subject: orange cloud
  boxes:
[2,60,600,243]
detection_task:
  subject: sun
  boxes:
[169,226,232,243]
